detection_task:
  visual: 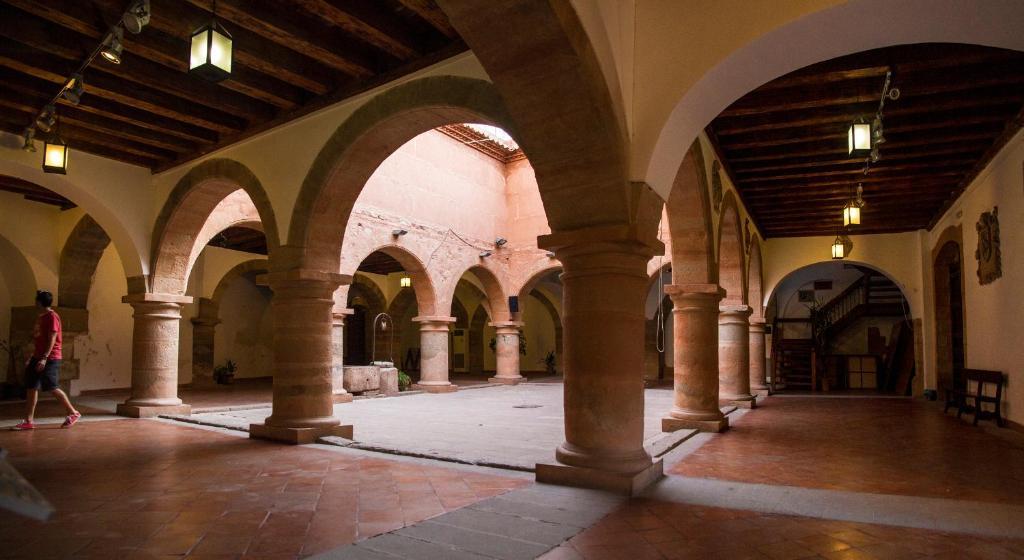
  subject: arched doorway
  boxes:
[933,230,966,393]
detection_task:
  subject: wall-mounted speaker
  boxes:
[508,296,519,313]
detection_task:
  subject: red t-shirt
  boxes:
[33,309,62,360]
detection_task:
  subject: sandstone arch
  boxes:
[718,191,747,305]
[748,238,765,319]
[58,215,112,309]
[666,141,716,286]
[450,265,509,323]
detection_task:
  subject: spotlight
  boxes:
[545,251,556,258]
[63,74,84,105]
[494,237,507,247]
[35,105,56,133]
[479,250,492,258]
[122,0,150,34]
[391,229,408,237]
[101,27,124,64]
[21,128,36,152]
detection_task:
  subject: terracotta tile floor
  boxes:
[0,419,527,559]
[541,499,1024,559]
[670,397,1024,503]
[0,399,107,421]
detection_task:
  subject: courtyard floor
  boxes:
[2,386,1024,559]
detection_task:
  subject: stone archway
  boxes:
[468,305,490,376]
[59,215,111,310]
[386,288,418,370]
[529,288,563,376]
[932,226,966,393]
[666,141,716,286]
[717,192,747,306]
[345,274,387,366]
[747,238,769,394]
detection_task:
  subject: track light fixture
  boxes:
[63,74,85,105]
[479,250,492,258]
[101,27,124,64]
[391,229,408,237]
[122,0,151,34]
[495,237,507,247]
[21,128,36,152]
[545,251,556,258]
[35,105,56,133]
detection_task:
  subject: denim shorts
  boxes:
[24,359,61,391]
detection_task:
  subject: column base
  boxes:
[488,376,524,385]
[249,423,353,444]
[411,383,458,393]
[535,459,664,496]
[663,415,729,433]
[724,395,757,409]
[752,386,771,397]
[332,393,354,404]
[116,403,192,418]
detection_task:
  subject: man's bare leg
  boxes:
[24,388,39,423]
[51,388,78,417]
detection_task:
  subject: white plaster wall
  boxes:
[521,294,557,373]
[929,130,1024,424]
[0,191,61,293]
[213,275,273,379]
[74,247,132,392]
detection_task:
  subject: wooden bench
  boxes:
[943,369,1005,427]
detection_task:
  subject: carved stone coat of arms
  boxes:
[975,206,1001,285]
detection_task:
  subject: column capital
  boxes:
[413,316,456,331]
[538,224,664,257]
[720,304,753,318]
[489,321,524,330]
[665,284,725,308]
[122,292,192,305]
[749,319,768,333]
[266,268,351,291]
[332,308,354,325]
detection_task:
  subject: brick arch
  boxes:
[151,158,279,295]
[451,265,510,323]
[211,259,269,306]
[289,76,517,274]
[516,264,562,301]
[0,231,37,305]
[747,237,765,319]
[59,215,111,309]
[437,2,660,241]
[718,191,746,305]
[352,244,437,317]
[666,141,716,286]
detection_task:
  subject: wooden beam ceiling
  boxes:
[707,43,1024,238]
[0,0,465,170]
[357,251,405,276]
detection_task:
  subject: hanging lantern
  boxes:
[843,202,861,227]
[847,118,872,157]
[399,276,411,288]
[831,235,846,260]
[43,135,68,175]
[189,17,232,81]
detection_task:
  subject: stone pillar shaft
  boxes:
[331,309,354,403]
[190,298,219,388]
[749,319,769,395]
[250,269,353,444]
[662,284,728,432]
[490,322,524,385]
[552,243,654,475]
[117,293,193,418]
[720,305,755,407]
[412,317,457,393]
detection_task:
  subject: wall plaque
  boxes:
[975,206,1001,285]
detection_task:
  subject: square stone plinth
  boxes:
[332,393,354,404]
[411,383,458,393]
[535,459,664,496]
[116,403,192,418]
[249,423,353,445]
[728,396,757,409]
[663,416,729,433]
[753,388,771,397]
[488,376,524,385]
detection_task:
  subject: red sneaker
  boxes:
[11,421,35,431]
[62,412,81,428]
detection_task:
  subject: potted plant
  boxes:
[213,359,237,385]
[542,351,556,375]
[397,369,411,392]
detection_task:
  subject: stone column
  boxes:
[749,318,770,396]
[489,321,525,384]
[720,305,756,408]
[331,309,354,403]
[249,269,353,444]
[116,293,193,418]
[411,316,457,393]
[662,284,728,433]
[190,298,220,388]
[534,237,663,495]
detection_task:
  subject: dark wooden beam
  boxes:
[736,160,975,185]
[0,122,159,168]
[0,69,219,145]
[290,0,424,60]
[731,146,987,176]
[395,0,457,38]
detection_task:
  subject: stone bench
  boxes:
[343,362,399,396]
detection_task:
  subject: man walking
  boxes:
[12,291,80,430]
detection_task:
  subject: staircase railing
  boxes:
[819,273,870,328]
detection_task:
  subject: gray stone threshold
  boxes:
[309,483,626,560]
[646,476,1024,539]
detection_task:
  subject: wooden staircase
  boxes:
[772,269,909,392]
